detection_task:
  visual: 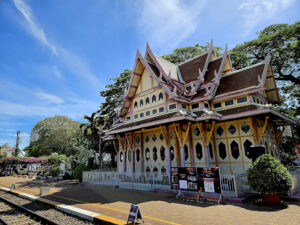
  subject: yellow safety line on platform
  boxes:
[50,194,182,225]
[2,185,183,225]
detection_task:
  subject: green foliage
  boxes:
[50,165,62,177]
[81,69,131,159]
[73,164,89,180]
[25,115,83,157]
[230,21,300,121]
[98,69,132,129]
[279,136,298,166]
[47,154,66,166]
[162,43,222,65]
[247,154,293,194]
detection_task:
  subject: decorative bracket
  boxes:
[257,116,269,144]
[182,122,191,146]
[172,123,182,148]
[125,132,133,150]
[160,126,169,147]
[117,135,125,151]
[205,121,215,146]
[112,140,118,153]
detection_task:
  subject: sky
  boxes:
[0,0,299,151]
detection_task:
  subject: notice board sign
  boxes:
[197,167,221,193]
[171,167,179,190]
[171,167,221,194]
[127,204,144,224]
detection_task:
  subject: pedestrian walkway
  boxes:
[0,177,299,225]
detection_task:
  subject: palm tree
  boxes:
[80,112,100,151]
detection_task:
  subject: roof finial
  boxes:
[211,38,214,47]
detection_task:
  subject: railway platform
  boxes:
[0,176,299,225]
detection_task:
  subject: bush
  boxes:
[73,164,89,180]
[50,165,62,177]
[247,154,293,194]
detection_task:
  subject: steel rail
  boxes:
[0,216,9,225]
[0,195,59,225]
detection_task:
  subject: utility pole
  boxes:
[15,131,20,157]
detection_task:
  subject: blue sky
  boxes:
[0,0,299,150]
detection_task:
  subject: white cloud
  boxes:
[36,92,64,104]
[0,98,98,120]
[239,0,295,35]
[137,0,207,51]
[13,0,57,55]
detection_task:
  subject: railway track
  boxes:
[0,191,94,225]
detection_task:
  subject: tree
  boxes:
[162,43,223,65]
[230,21,300,121]
[230,21,300,85]
[25,115,82,157]
[98,69,132,129]
[80,112,100,152]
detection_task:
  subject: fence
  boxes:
[219,173,250,197]
[289,168,300,195]
[83,170,251,197]
[83,169,300,198]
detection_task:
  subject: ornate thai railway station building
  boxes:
[106,41,296,178]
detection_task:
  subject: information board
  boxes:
[171,167,221,194]
[127,204,144,224]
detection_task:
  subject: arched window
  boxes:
[195,143,203,160]
[216,126,224,136]
[146,166,150,173]
[160,146,165,161]
[230,141,240,159]
[153,147,158,161]
[159,134,164,140]
[145,97,150,105]
[241,122,250,134]
[136,149,140,162]
[161,166,166,174]
[228,125,237,135]
[152,135,157,142]
[134,101,138,108]
[170,146,175,161]
[194,127,200,136]
[136,136,140,144]
[218,142,227,160]
[184,144,189,160]
[153,167,158,173]
[128,150,132,162]
[145,136,149,142]
[120,151,123,162]
[140,99,143,107]
[145,148,150,161]
[158,92,163,101]
[152,95,156,103]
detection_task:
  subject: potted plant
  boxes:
[247,154,293,204]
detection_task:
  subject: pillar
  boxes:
[202,123,210,167]
[179,123,185,167]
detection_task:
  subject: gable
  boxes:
[264,64,280,103]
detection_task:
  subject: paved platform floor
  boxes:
[0,177,299,225]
